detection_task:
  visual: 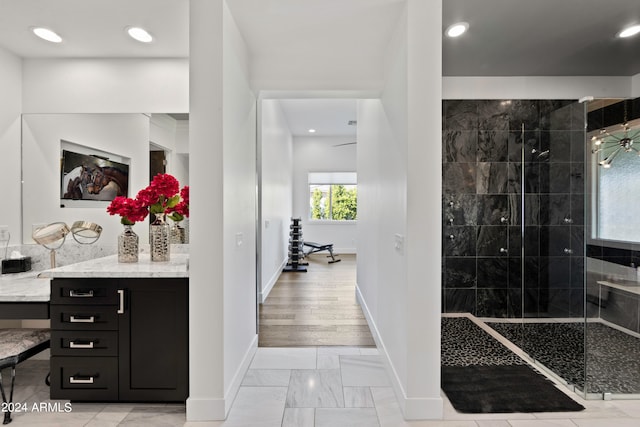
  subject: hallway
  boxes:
[259,254,375,347]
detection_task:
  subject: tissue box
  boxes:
[1,257,32,274]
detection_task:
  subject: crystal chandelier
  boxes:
[591,102,640,168]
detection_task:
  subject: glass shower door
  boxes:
[519,100,588,396]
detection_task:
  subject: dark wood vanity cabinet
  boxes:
[50,278,188,402]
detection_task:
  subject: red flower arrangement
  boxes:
[167,185,189,222]
[107,174,189,225]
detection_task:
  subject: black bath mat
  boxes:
[442,364,585,413]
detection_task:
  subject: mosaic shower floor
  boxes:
[487,321,640,395]
[443,316,640,395]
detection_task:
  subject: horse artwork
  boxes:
[61,148,129,202]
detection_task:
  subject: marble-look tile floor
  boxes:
[5,347,640,426]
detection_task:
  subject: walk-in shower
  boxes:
[442,97,640,400]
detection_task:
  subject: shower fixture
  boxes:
[591,102,640,168]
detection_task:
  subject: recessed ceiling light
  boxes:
[32,27,62,43]
[617,24,640,38]
[308,129,316,133]
[445,22,469,38]
[127,27,153,43]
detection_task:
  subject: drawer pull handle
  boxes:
[69,376,94,384]
[69,341,94,349]
[117,289,124,314]
[69,290,94,297]
[69,315,95,323]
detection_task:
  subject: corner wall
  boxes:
[259,100,293,302]
[356,0,443,419]
[633,73,640,97]
[0,46,22,328]
[188,0,257,420]
[0,47,22,244]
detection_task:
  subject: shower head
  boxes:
[532,148,550,159]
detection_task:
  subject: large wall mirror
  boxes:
[21,113,189,245]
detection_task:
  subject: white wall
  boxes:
[222,0,258,412]
[292,135,357,253]
[150,114,190,187]
[356,0,442,419]
[633,73,640,97]
[260,99,293,302]
[22,58,188,113]
[443,76,633,99]
[0,46,22,247]
[188,0,257,421]
[0,46,22,328]
[21,114,151,244]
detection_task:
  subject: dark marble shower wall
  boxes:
[442,100,586,318]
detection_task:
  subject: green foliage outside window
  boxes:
[309,184,357,220]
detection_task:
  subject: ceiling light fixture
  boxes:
[445,22,469,38]
[617,24,640,38]
[32,27,62,43]
[308,129,316,133]
[592,101,640,168]
[127,27,153,43]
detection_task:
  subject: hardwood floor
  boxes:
[258,254,375,347]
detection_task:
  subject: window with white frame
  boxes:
[308,172,357,221]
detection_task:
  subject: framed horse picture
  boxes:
[61,149,129,202]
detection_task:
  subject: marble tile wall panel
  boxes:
[478,130,509,161]
[476,226,507,256]
[476,162,508,194]
[444,288,476,314]
[442,99,586,319]
[443,100,478,130]
[443,130,477,162]
[443,226,476,257]
[477,288,508,318]
[443,194,477,226]
[476,257,508,288]
[443,163,476,194]
[443,257,476,288]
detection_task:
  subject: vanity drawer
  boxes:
[51,330,118,357]
[51,305,118,330]
[50,356,118,401]
[51,279,120,305]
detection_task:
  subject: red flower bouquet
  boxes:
[107,174,188,224]
[106,196,149,225]
[167,185,189,222]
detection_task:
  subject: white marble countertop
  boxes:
[597,280,640,296]
[0,272,50,302]
[38,253,189,279]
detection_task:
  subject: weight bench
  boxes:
[0,329,50,424]
[303,242,341,263]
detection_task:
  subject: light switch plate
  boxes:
[394,233,404,255]
[0,225,9,242]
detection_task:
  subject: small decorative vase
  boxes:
[150,214,170,262]
[118,224,139,263]
[170,223,186,244]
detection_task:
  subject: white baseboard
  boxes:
[224,334,258,415]
[355,283,443,420]
[333,247,356,254]
[260,258,287,303]
[186,334,258,421]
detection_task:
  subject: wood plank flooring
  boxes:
[258,254,375,347]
